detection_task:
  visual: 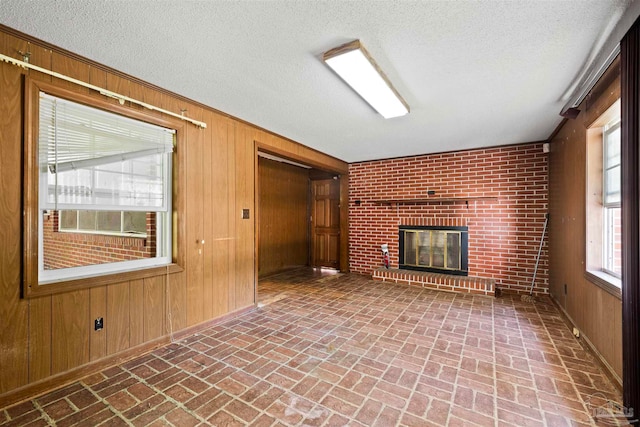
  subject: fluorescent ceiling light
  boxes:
[323,40,409,119]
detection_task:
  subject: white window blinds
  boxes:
[603,120,621,207]
[39,92,174,211]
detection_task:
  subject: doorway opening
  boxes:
[256,151,343,303]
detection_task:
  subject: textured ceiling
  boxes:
[0,0,632,163]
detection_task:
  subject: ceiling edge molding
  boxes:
[560,1,640,115]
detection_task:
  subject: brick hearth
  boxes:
[372,268,496,296]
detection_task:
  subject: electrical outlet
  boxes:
[94,317,104,331]
[242,209,250,219]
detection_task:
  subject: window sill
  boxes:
[24,263,183,298]
[585,270,621,299]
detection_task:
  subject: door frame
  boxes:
[253,142,349,297]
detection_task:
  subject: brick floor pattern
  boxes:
[0,269,628,426]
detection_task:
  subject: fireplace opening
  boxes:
[399,225,468,276]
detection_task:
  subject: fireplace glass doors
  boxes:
[399,226,468,275]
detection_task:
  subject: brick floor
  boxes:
[0,269,631,426]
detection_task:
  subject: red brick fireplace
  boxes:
[348,143,549,296]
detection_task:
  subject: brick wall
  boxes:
[349,143,549,294]
[43,211,155,269]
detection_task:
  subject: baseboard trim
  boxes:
[0,304,256,410]
[548,295,622,392]
[0,336,168,410]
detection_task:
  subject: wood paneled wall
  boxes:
[258,158,310,276]
[548,59,623,382]
[0,26,348,404]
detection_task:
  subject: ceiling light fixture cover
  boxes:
[323,40,409,119]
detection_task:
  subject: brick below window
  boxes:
[42,211,155,269]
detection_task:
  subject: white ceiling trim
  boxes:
[561,0,640,116]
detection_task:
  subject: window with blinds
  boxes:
[39,93,174,211]
[37,92,174,284]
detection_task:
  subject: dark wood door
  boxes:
[311,179,340,269]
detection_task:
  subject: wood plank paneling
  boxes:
[129,279,144,347]
[185,104,205,326]
[210,115,231,317]
[227,122,238,311]
[51,290,90,374]
[106,281,130,354]
[0,32,30,394]
[167,271,186,336]
[234,124,255,309]
[89,67,107,94]
[548,60,623,380]
[613,298,623,378]
[106,73,130,103]
[89,286,107,361]
[143,276,165,341]
[128,81,147,115]
[163,90,187,333]
[52,51,89,92]
[258,157,309,276]
[28,296,52,383]
[141,86,164,121]
[191,106,211,322]
[202,111,215,319]
[15,37,52,82]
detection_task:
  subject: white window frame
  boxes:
[37,93,174,285]
[585,99,621,296]
[58,210,149,238]
[602,119,621,279]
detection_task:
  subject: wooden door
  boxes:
[311,179,340,269]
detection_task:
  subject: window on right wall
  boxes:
[586,99,622,295]
[602,118,621,277]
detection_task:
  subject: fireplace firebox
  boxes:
[399,225,468,275]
